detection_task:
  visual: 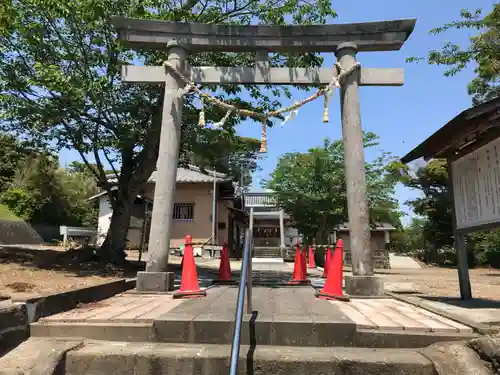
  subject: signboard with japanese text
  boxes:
[452,136,500,230]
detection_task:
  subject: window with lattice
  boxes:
[173,203,194,220]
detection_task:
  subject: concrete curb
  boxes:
[1,278,136,356]
[63,341,437,375]
[13,278,136,321]
[386,292,494,335]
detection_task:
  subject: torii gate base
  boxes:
[112,17,416,295]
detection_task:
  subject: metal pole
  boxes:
[246,231,253,314]
[249,207,254,259]
[229,228,252,375]
[211,167,217,256]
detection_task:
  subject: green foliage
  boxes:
[0,203,20,220]
[403,159,453,250]
[400,160,500,268]
[0,0,337,260]
[1,187,38,221]
[388,217,428,254]
[407,5,500,105]
[469,231,500,268]
[0,133,37,193]
[0,152,99,226]
[265,132,402,241]
[184,134,262,187]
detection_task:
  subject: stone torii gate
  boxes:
[112,17,416,295]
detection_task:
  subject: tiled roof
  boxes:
[148,166,229,183]
[88,166,231,201]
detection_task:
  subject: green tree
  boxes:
[469,230,500,268]
[265,132,402,243]
[0,0,336,263]
[0,133,38,193]
[184,134,262,187]
[389,217,426,254]
[408,4,500,105]
[61,165,99,226]
[1,153,99,226]
[401,159,453,253]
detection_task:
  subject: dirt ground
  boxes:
[0,246,141,300]
[377,266,500,301]
[1,246,500,301]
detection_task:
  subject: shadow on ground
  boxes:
[0,246,300,287]
[485,273,500,277]
[423,296,500,309]
[0,247,142,278]
[0,247,227,281]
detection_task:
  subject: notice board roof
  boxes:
[401,97,500,164]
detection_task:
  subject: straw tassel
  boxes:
[198,97,206,127]
[259,120,267,153]
[322,93,329,123]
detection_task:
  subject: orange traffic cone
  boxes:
[321,247,331,278]
[316,239,349,301]
[174,235,207,299]
[307,246,316,268]
[213,241,235,285]
[289,243,310,285]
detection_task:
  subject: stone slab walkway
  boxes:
[389,253,422,269]
[398,295,500,328]
[37,287,472,334]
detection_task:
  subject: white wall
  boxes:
[97,195,113,246]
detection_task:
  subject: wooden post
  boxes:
[447,159,472,300]
[137,43,186,292]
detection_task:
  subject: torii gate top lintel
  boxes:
[111,16,416,53]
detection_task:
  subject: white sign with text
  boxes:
[452,136,500,230]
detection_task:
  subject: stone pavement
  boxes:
[144,255,500,333]
[31,286,477,349]
[394,294,500,331]
[389,253,422,269]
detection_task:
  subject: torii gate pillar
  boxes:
[337,42,383,295]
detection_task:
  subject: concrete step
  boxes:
[63,341,435,375]
[252,253,282,258]
[5,337,495,375]
[253,247,283,258]
[31,287,478,349]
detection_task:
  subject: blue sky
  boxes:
[235,0,497,224]
[60,0,497,225]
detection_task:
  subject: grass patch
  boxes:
[0,204,21,221]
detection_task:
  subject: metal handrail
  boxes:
[229,228,253,375]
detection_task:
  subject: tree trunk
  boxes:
[100,196,134,265]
